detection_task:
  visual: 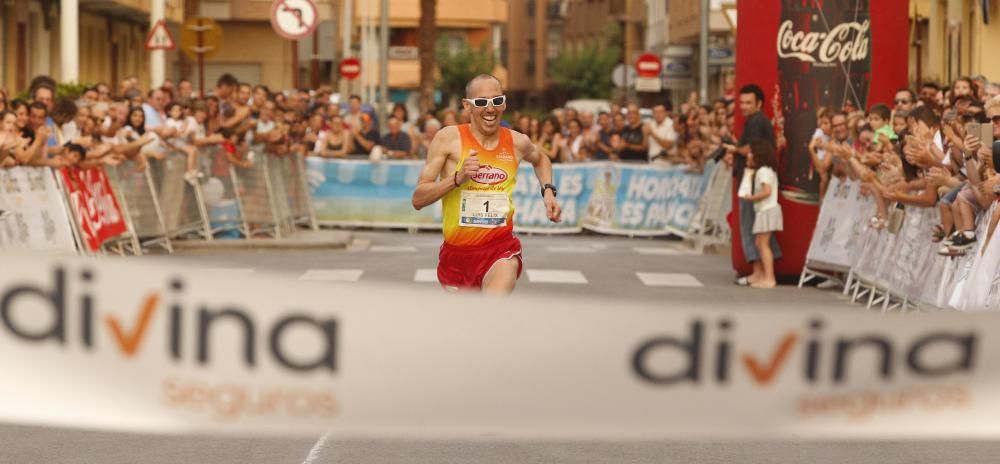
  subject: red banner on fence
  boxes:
[60,167,128,251]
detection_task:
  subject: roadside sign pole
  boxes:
[197,19,205,98]
[311,28,321,90]
[270,0,319,92]
[180,17,220,96]
[292,40,300,89]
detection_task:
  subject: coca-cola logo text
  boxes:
[777,19,870,64]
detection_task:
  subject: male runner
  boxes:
[412,74,561,294]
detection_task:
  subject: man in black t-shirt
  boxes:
[618,104,647,162]
[591,112,617,161]
[724,84,781,285]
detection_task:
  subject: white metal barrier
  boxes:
[801,177,1000,312]
[0,147,318,255]
[686,160,732,251]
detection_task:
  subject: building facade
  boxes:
[911,0,1000,89]
[667,0,734,103]
[1,0,184,94]
[504,0,566,109]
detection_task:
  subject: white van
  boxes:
[564,99,611,115]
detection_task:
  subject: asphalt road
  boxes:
[150,230,852,310]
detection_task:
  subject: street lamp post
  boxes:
[379,0,389,135]
[699,0,709,104]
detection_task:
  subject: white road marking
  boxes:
[301,432,333,464]
[526,269,588,284]
[414,268,438,283]
[370,245,418,252]
[636,272,704,287]
[299,269,364,282]
[633,246,695,256]
[546,246,597,254]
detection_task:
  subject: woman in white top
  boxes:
[115,107,164,171]
[739,140,783,289]
[560,118,586,163]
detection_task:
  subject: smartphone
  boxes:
[965,122,994,147]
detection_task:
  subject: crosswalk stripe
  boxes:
[636,272,703,287]
[633,247,694,256]
[526,269,588,284]
[546,246,597,254]
[414,269,438,283]
[299,269,364,282]
[369,245,418,252]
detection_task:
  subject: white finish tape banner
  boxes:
[0,255,998,439]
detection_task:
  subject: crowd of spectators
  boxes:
[0,74,742,180]
[0,74,482,181]
[723,75,1000,292]
[507,94,735,172]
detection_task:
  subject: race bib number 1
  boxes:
[459,190,510,228]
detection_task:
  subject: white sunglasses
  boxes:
[464,95,506,108]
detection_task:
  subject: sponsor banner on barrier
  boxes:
[804,178,864,270]
[1,255,999,438]
[60,167,128,251]
[581,162,715,237]
[306,159,713,236]
[306,159,441,228]
[0,167,76,251]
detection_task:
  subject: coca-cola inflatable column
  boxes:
[731,0,908,277]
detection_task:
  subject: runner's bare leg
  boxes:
[482,258,519,295]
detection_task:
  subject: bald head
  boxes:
[465,74,503,99]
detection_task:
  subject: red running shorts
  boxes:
[437,235,523,290]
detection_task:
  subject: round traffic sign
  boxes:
[635,53,662,78]
[270,0,319,40]
[180,17,223,60]
[339,58,361,80]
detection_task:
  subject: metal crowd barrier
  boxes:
[106,160,173,253]
[229,149,319,240]
[686,160,732,251]
[801,179,1000,313]
[0,146,319,256]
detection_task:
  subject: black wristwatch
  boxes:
[541,183,557,198]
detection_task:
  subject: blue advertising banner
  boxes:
[306,159,715,236]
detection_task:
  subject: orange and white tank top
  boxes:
[441,124,518,247]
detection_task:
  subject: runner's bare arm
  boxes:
[412,126,463,210]
[516,131,562,222]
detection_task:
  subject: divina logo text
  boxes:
[632,319,975,386]
[0,267,338,373]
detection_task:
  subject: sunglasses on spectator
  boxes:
[464,95,506,108]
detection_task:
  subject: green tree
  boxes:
[435,37,495,104]
[549,26,622,99]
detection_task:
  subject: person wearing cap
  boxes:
[350,112,379,157]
